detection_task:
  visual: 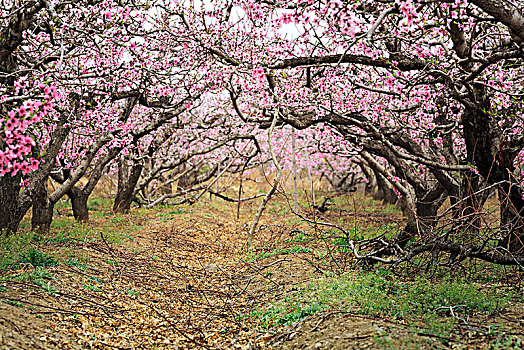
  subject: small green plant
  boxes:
[87,197,112,211]
[43,231,74,244]
[1,298,24,308]
[248,271,509,336]
[118,234,135,242]
[83,275,104,292]
[104,258,120,266]
[0,231,33,270]
[287,230,308,243]
[65,258,87,270]
[489,334,523,349]
[241,300,325,329]
[169,208,190,215]
[276,302,323,326]
[83,283,102,292]
[110,216,125,223]
[10,267,57,294]
[13,247,58,269]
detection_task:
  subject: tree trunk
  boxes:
[498,179,524,254]
[67,186,90,221]
[461,84,523,254]
[397,184,447,249]
[113,160,143,213]
[358,160,376,195]
[451,172,491,242]
[31,180,53,234]
[176,168,194,191]
[373,170,397,205]
[0,173,22,234]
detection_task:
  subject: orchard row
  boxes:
[1,0,523,264]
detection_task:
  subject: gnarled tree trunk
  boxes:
[113,159,143,213]
[31,180,53,234]
[0,173,22,235]
[462,84,524,254]
[67,186,90,221]
[372,169,398,205]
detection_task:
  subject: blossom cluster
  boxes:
[0,84,58,176]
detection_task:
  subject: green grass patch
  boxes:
[239,300,325,328]
[0,231,34,270]
[8,267,57,294]
[245,271,509,336]
[14,247,58,269]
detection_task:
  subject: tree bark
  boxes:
[31,180,53,233]
[0,174,22,234]
[469,0,524,42]
[372,170,397,205]
[113,159,143,213]
[67,186,90,221]
[462,84,524,254]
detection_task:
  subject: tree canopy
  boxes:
[1,0,524,265]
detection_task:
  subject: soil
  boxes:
[1,196,523,349]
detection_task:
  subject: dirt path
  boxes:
[1,199,523,349]
[1,203,263,349]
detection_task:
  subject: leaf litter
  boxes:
[0,195,522,349]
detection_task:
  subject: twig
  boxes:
[311,310,346,332]
[247,113,282,250]
[2,296,96,316]
[417,332,456,342]
[255,259,291,270]
[0,314,23,333]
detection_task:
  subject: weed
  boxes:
[242,300,325,329]
[87,197,112,211]
[14,247,58,269]
[1,298,24,307]
[156,208,191,222]
[0,231,33,270]
[489,334,523,349]
[65,258,87,270]
[110,216,125,223]
[83,283,102,292]
[10,267,57,294]
[248,272,509,336]
[83,275,104,292]
[44,232,73,244]
[104,258,120,266]
[118,234,135,242]
[277,302,323,326]
[169,208,190,215]
[287,230,308,243]
[88,275,104,284]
